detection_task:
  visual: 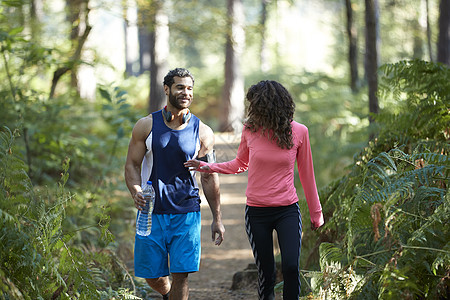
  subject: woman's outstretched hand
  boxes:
[184,159,211,172]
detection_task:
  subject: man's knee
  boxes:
[145,276,170,289]
[171,272,188,282]
[146,277,161,285]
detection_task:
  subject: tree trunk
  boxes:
[50,0,91,99]
[122,0,138,76]
[425,0,434,62]
[413,10,424,59]
[30,0,44,39]
[345,0,359,92]
[148,0,169,114]
[66,0,83,89]
[61,0,91,94]
[137,1,151,74]
[437,0,450,66]
[260,0,270,72]
[138,27,151,74]
[220,0,245,132]
[365,0,379,129]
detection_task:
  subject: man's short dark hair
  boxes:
[163,68,195,87]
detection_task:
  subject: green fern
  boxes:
[316,60,449,299]
[1,126,137,299]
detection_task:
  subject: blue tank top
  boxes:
[140,109,201,214]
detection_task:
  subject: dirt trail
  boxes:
[187,133,258,299]
[188,173,257,299]
[142,132,260,300]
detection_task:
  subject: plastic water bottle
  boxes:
[136,180,155,236]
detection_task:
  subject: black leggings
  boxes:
[245,203,302,300]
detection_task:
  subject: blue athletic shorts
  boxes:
[134,211,201,278]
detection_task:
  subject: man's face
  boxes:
[167,76,194,110]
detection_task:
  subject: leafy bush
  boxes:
[311,60,449,299]
[0,17,142,298]
[0,126,140,299]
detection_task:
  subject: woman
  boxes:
[185,80,324,300]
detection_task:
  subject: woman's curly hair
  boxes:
[245,80,295,149]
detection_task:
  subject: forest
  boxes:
[0,0,449,299]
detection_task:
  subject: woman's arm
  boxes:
[185,157,248,174]
[296,125,324,228]
[185,130,249,174]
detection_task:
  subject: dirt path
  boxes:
[143,133,284,299]
[188,133,258,299]
[143,133,258,299]
[188,171,258,300]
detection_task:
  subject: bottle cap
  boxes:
[147,181,152,185]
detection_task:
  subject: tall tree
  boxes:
[365,0,379,129]
[67,0,90,91]
[425,0,434,61]
[345,0,359,92]
[122,0,138,76]
[30,0,44,39]
[221,0,245,132]
[260,0,270,72]
[137,0,151,74]
[437,0,449,66]
[137,0,168,113]
[50,0,91,98]
[412,7,425,60]
[148,0,168,113]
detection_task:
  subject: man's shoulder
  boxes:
[136,114,153,128]
[133,114,153,139]
[197,120,215,148]
[198,119,213,134]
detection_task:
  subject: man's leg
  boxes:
[145,276,171,296]
[169,273,189,300]
[135,214,170,297]
[166,212,200,299]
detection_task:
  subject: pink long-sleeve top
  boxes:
[203,121,324,227]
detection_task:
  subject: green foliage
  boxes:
[0,13,142,298]
[0,20,135,185]
[0,127,125,299]
[312,60,449,299]
[377,59,450,142]
[0,126,140,299]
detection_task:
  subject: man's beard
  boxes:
[168,91,189,110]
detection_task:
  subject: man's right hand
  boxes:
[211,220,225,246]
[133,191,146,210]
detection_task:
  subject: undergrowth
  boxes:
[308,60,449,299]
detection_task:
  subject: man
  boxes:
[124,68,225,300]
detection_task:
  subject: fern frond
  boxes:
[411,152,449,165]
[0,208,16,224]
[319,243,345,269]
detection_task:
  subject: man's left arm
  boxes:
[198,122,225,246]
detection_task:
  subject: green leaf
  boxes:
[115,90,127,99]
[8,27,24,36]
[2,0,23,7]
[99,87,112,102]
[117,126,124,139]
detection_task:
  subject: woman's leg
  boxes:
[275,203,302,300]
[245,205,276,300]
